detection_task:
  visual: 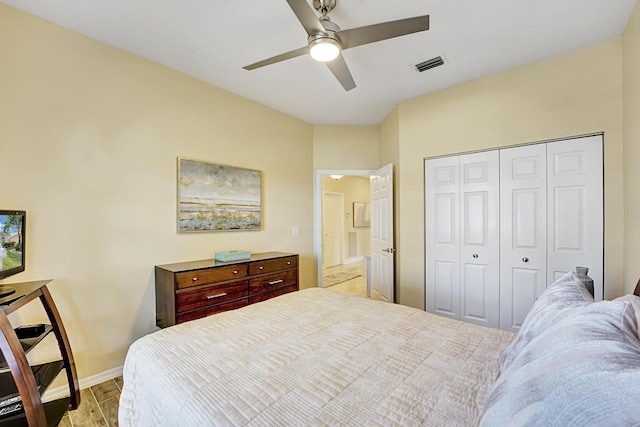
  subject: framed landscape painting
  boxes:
[177,158,262,232]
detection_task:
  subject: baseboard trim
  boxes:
[43,365,124,402]
[343,256,365,265]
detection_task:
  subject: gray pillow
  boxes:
[614,294,640,339]
[481,299,640,427]
[499,271,594,372]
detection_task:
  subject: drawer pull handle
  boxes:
[268,280,284,286]
[206,293,227,300]
[286,261,291,265]
[192,277,198,282]
[259,266,264,270]
[233,270,238,274]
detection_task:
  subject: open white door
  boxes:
[370,164,395,302]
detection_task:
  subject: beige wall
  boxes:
[397,38,625,309]
[623,1,640,293]
[379,106,400,168]
[313,125,379,170]
[0,4,314,379]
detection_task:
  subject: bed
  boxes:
[119,274,640,426]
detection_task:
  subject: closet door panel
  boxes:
[553,187,583,249]
[547,135,603,300]
[463,264,489,320]
[434,261,456,314]
[426,157,460,318]
[459,151,500,328]
[511,268,540,327]
[500,144,547,331]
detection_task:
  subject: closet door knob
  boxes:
[472,254,479,258]
[522,257,529,263]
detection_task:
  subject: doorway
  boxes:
[315,166,396,302]
[315,171,373,299]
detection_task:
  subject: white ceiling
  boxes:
[2,0,637,125]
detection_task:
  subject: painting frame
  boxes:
[353,202,370,228]
[177,158,262,232]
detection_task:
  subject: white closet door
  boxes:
[459,151,500,328]
[500,144,547,331]
[547,135,604,300]
[425,156,460,319]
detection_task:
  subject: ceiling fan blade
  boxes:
[286,0,326,36]
[325,54,356,91]
[243,46,309,70]
[337,15,429,50]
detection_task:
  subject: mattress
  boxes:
[119,288,513,426]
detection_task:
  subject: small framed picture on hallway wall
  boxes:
[353,202,370,228]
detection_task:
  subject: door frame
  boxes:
[314,169,376,288]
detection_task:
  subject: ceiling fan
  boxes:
[243,0,430,91]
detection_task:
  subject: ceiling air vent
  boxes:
[414,56,445,72]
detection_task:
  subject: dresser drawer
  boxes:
[176,298,249,324]
[175,264,248,289]
[249,256,297,275]
[249,284,298,304]
[176,281,248,313]
[249,270,298,295]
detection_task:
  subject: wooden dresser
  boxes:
[155,252,299,328]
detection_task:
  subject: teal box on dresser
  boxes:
[214,250,251,262]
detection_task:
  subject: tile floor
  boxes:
[323,259,368,298]
[58,260,368,426]
[58,376,122,427]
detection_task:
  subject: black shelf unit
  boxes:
[0,325,54,370]
[0,280,80,426]
[0,361,65,418]
[0,398,70,427]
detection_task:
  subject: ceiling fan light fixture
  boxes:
[308,37,341,62]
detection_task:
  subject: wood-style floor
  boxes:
[58,376,122,427]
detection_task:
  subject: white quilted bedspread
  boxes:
[119,288,513,426]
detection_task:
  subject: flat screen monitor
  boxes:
[0,210,25,281]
